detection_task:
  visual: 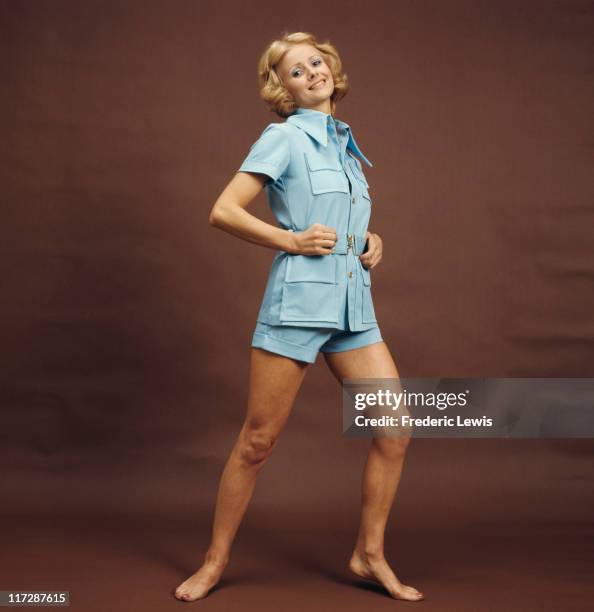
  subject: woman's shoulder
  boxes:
[258,120,294,138]
[249,121,297,150]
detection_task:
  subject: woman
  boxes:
[174,32,424,603]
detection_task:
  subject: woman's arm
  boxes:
[209,171,295,251]
[209,171,337,256]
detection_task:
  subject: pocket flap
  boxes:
[286,254,337,284]
[305,152,342,172]
[304,153,349,194]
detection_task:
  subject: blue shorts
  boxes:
[251,316,383,364]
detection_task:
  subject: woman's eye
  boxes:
[291,57,322,77]
[291,58,321,77]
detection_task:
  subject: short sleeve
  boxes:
[237,124,290,183]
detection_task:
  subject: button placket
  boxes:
[344,158,358,332]
[347,252,357,328]
[330,117,369,332]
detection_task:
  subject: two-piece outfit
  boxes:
[237,106,383,363]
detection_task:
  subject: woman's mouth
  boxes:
[309,79,326,90]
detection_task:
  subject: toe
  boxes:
[401,586,424,600]
[406,586,421,594]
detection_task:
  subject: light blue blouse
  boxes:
[238,106,378,331]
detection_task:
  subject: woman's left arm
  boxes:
[359,231,383,270]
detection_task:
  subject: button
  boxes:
[351,196,356,204]
[348,271,353,278]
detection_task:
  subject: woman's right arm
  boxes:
[208,171,337,255]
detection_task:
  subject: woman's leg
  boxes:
[323,341,424,601]
[174,347,309,601]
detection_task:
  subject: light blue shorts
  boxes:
[251,310,383,365]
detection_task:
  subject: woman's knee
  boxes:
[238,428,278,466]
[372,433,411,459]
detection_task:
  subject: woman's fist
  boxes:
[289,223,337,255]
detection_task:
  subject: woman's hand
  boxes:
[290,223,337,255]
[359,231,383,269]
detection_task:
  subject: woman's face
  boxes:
[277,43,335,113]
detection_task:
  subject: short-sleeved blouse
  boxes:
[238,106,377,331]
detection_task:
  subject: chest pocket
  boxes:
[304,152,349,195]
[349,154,371,204]
[348,155,372,204]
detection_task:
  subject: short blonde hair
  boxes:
[257,32,349,118]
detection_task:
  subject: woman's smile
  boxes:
[278,42,335,113]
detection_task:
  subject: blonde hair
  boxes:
[257,32,349,118]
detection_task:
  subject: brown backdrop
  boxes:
[1,1,593,610]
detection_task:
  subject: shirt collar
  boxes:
[286,107,373,167]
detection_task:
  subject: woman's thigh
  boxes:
[322,340,400,381]
[323,342,413,443]
[243,347,309,436]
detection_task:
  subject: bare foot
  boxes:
[349,549,424,601]
[173,559,227,602]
